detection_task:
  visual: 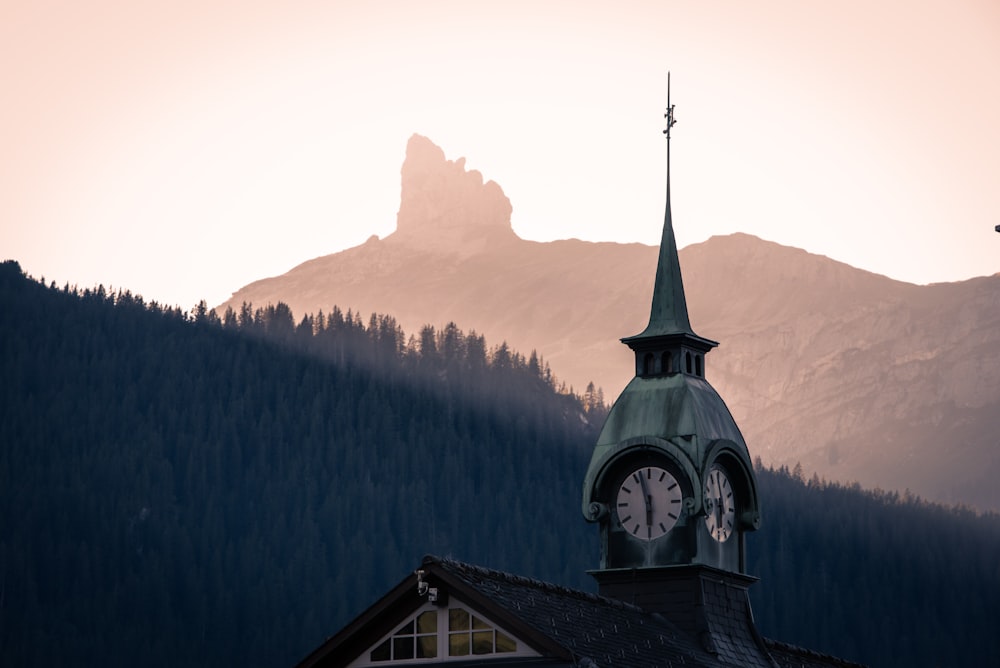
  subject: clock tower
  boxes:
[297,110,865,668]
[581,79,763,624]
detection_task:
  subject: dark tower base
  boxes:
[591,565,776,667]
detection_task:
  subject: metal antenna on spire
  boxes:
[663,72,677,141]
[663,72,677,192]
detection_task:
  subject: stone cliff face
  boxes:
[389,134,516,255]
[682,234,1000,511]
[218,136,1000,511]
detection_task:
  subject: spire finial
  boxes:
[663,71,677,141]
[663,71,676,215]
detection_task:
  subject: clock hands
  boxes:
[618,466,683,541]
[704,470,722,538]
[637,470,653,533]
[713,471,723,539]
[704,467,734,542]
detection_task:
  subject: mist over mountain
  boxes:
[220,135,1000,511]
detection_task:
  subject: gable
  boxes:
[294,559,572,668]
[347,599,540,666]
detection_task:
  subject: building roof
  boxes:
[593,374,746,450]
[435,557,715,666]
[295,556,866,668]
[764,639,869,668]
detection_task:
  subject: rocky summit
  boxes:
[389,134,517,255]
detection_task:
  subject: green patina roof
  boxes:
[596,374,745,448]
[625,183,697,342]
[582,373,750,513]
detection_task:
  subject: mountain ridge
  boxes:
[218,136,1000,511]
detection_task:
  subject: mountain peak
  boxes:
[388,134,516,255]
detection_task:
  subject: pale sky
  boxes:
[3,0,999,310]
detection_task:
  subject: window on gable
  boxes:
[370,611,437,661]
[366,606,516,664]
[447,608,516,656]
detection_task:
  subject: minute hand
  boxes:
[638,471,652,526]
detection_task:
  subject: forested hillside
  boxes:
[750,466,1000,665]
[2,260,998,668]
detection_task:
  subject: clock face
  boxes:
[704,465,736,542]
[615,466,683,541]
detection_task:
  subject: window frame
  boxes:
[348,601,538,666]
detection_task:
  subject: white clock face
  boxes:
[616,466,683,541]
[704,465,736,542]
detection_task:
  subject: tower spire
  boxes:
[623,74,714,348]
[583,73,760,602]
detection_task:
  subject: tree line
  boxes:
[1,260,997,667]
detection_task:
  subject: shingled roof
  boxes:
[295,556,866,668]
[435,557,717,666]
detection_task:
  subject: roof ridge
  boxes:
[764,637,868,667]
[425,555,644,613]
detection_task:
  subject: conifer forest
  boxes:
[1,260,998,667]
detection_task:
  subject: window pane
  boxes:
[416,634,437,658]
[393,636,414,660]
[472,630,494,655]
[449,633,470,656]
[496,631,516,653]
[370,639,391,661]
[471,615,490,630]
[416,610,437,634]
[449,608,470,631]
[396,619,414,635]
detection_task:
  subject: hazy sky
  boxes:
[4,0,999,309]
